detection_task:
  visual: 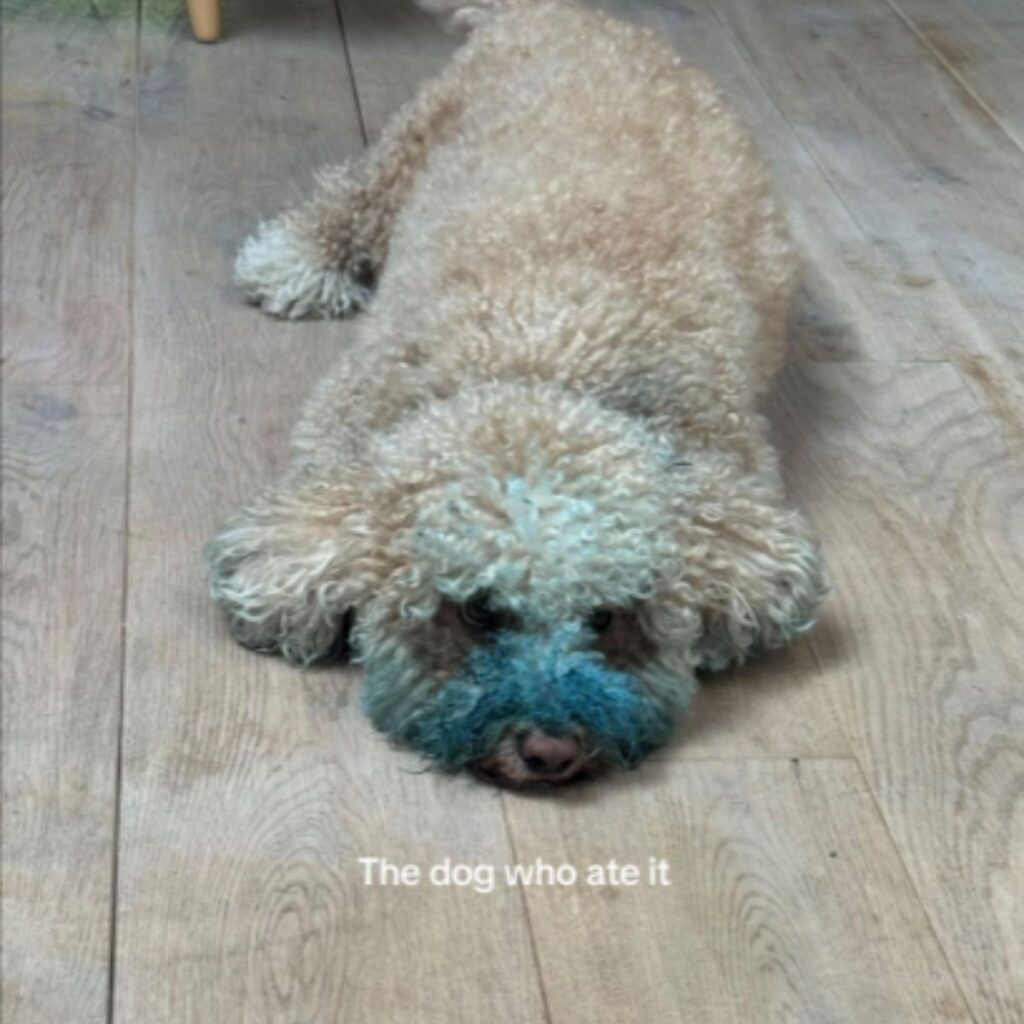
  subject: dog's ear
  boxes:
[204,476,383,665]
[664,455,826,672]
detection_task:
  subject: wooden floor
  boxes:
[3,0,1023,1021]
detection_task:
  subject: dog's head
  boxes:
[209,382,823,787]
[354,383,697,785]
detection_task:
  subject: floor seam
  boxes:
[105,1,142,1021]
[500,796,556,1024]
[333,0,369,147]
[848,757,981,1024]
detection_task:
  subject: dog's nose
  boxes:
[516,729,582,776]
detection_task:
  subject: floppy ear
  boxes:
[203,476,383,665]
[669,457,826,672]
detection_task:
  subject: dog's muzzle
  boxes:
[361,625,677,785]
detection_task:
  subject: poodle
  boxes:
[205,0,826,787]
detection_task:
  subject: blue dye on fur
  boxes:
[361,627,676,770]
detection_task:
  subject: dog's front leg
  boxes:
[234,48,480,320]
[203,476,380,665]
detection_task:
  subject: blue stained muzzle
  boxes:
[361,626,677,770]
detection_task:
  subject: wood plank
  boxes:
[664,640,848,760]
[1,1,136,1021]
[886,0,1024,151]
[505,759,972,1024]
[774,361,1024,1024]
[112,1,546,1020]
[700,0,1024,308]
[961,0,1024,39]
[701,0,1024,432]
[1,0,136,386]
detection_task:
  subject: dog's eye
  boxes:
[586,608,614,635]
[460,593,504,632]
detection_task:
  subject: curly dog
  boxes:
[205,0,826,787]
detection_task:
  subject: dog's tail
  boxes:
[415,0,524,30]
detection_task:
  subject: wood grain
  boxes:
[886,0,1024,151]
[2,0,136,387]
[504,759,973,1024]
[662,640,849,761]
[110,1,545,1020]
[2,1,136,1021]
[671,15,1024,1014]
[701,0,1024,428]
[775,361,1024,1024]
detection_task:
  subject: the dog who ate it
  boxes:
[205,0,826,788]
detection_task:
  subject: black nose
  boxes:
[515,730,583,775]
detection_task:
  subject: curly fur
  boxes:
[208,0,827,783]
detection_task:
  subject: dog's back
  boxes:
[359,0,796,448]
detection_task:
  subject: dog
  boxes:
[205,0,826,787]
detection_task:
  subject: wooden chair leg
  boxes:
[186,0,221,42]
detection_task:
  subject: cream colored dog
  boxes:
[206,0,826,787]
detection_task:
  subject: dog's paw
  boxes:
[694,571,825,674]
[693,630,742,674]
[234,219,375,320]
[204,525,354,666]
